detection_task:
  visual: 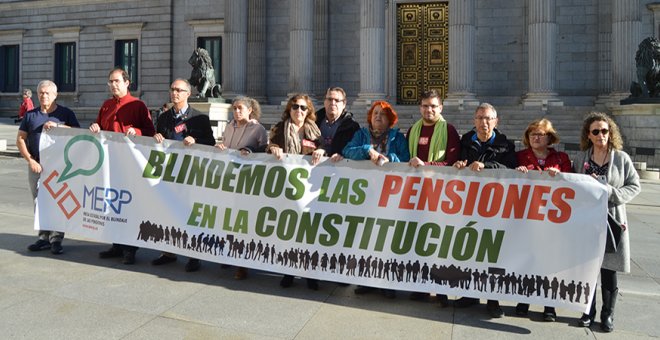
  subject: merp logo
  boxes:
[43,135,105,219]
[82,186,132,214]
[59,135,104,182]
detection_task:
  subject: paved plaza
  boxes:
[0,118,659,339]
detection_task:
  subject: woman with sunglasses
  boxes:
[574,112,640,332]
[268,93,324,290]
[514,118,572,321]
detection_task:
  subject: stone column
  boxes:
[354,0,386,107]
[313,0,329,97]
[288,0,314,96]
[523,0,562,109]
[648,2,660,38]
[610,0,641,100]
[444,0,479,109]
[247,0,267,102]
[595,0,612,105]
[223,0,248,100]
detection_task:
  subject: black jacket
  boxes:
[156,106,216,146]
[459,128,517,169]
[315,108,360,156]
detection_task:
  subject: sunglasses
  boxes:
[591,128,609,136]
[291,104,308,111]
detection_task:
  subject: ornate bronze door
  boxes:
[397,2,449,104]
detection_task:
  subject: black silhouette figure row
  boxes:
[136,221,589,304]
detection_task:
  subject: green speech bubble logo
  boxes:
[58,135,104,182]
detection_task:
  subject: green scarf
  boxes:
[408,118,448,162]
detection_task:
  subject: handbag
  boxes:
[605,213,624,253]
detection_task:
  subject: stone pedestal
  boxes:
[189,98,232,140]
[611,103,660,167]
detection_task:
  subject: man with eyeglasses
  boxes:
[149,78,215,272]
[315,87,360,161]
[91,67,155,265]
[453,102,516,318]
[405,89,459,306]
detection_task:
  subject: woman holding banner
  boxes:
[216,96,268,280]
[342,100,410,166]
[574,112,640,332]
[514,118,572,322]
[343,100,409,299]
[268,93,324,290]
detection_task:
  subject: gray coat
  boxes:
[574,148,641,272]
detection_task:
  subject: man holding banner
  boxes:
[406,89,460,305]
[90,67,155,265]
[150,78,215,272]
[17,80,80,255]
[453,102,517,318]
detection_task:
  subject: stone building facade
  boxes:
[1,0,659,165]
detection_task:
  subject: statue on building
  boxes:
[630,37,660,98]
[188,48,222,98]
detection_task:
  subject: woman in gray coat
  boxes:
[574,112,641,332]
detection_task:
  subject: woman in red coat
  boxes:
[15,88,34,123]
[516,118,572,176]
[515,118,572,321]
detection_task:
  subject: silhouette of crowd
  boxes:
[136,219,589,305]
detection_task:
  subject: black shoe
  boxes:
[454,297,479,308]
[50,242,64,255]
[151,255,177,266]
[280,275,294,288]
[516,303,529,316]
[354,286,376,295]
[99,245,122,258]
[185,259,201,272]
[577,313,594,327]
[306,278,319,291]
[28,239,51,251]
[487,300,505,318]
[601,315,614,332]
[543,307,556,322]
[382,289,396,299]
[409,292,429,301]
[122,250,136,265]
[437,294,450,307]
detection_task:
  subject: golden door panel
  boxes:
[397,2,449,104]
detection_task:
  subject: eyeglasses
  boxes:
[107,79,124,86]
[170,87,189,93]
[421,104,440,110]
[530,132,547,138]
[591,128,609,136]
[475,116,496,121]
[325,97,344,103]
[291,104,308,111]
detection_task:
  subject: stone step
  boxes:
[639,169,660,180]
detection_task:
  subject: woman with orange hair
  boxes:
[342,100,409,165]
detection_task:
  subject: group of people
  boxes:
[16,68,640,333]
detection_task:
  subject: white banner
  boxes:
[37,128,608,312]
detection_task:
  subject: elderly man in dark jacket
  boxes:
[453,102,517,318]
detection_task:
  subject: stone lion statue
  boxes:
[632,37,660,97]
[188,48,222,98]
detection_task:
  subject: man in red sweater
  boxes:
[91,67,155,265]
